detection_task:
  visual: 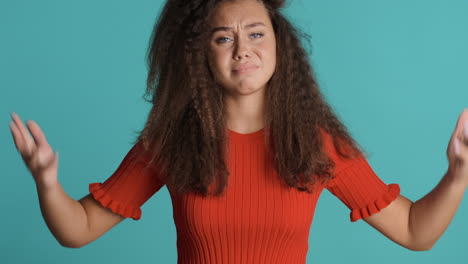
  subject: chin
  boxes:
[230,83,266,95]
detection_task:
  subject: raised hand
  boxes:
[446,109,468,187]
[9,112,59,189]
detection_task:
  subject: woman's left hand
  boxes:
[446,109,468,187]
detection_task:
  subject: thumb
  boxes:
[454,137,467,160]
[54,151,59,166]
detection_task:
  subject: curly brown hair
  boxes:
[132,0,368,197]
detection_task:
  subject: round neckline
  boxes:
[228,127,264,142]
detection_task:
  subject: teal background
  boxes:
[1,0,467,263]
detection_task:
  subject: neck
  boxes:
[224,92,265,134]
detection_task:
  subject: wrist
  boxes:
[444,169,468,190]
[35,178,61,193]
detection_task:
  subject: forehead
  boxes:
[209,0,271,26]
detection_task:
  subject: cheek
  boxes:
[210,51,230,74]
[261,43,276,72]
[208,52,232,85]
[269,39,277,64]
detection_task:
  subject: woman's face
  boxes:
[207,0,276,96]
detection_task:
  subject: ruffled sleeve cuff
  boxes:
[350,183,400,222]
[89,182,142,220]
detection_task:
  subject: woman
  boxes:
[9,0,468,263]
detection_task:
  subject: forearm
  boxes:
[36,181,89,248]
[408,171,466,250]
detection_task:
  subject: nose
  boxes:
[233,37,250,61]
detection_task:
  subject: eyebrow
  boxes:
[210,22,266,34]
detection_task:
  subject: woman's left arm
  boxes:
[363,109,468,251]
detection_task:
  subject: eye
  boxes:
[250,32,264,39]
[214,33,264,44]
[215,37,232,43]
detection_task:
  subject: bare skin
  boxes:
[9,0,468,251]
[207,0,468,251]
[362,109,468,250]
[9,112,126,248]
[207,0,276,133]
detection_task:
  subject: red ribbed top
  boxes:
[89,128,400,263]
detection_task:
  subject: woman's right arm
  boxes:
[10,112,126,248]
[36,180,126,248]
[36,180,88,248]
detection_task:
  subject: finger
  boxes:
[10,114,28,151]
[53,151,59,169]
[26,120,49,147]
[463,120,468,145]
[455,109,468,136]
[454,137,468,160]
[457,120,468,148]
[455,137,460,156]
[11,113,36,153]
[9,120,34,162]
[9,121,22,149]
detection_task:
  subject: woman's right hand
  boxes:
[9,112,59,189]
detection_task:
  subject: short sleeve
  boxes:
[88,140,165,221]
[321,130,400,222]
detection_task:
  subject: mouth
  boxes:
[233,64,258,74]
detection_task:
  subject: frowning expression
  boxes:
[207,0,277,96]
